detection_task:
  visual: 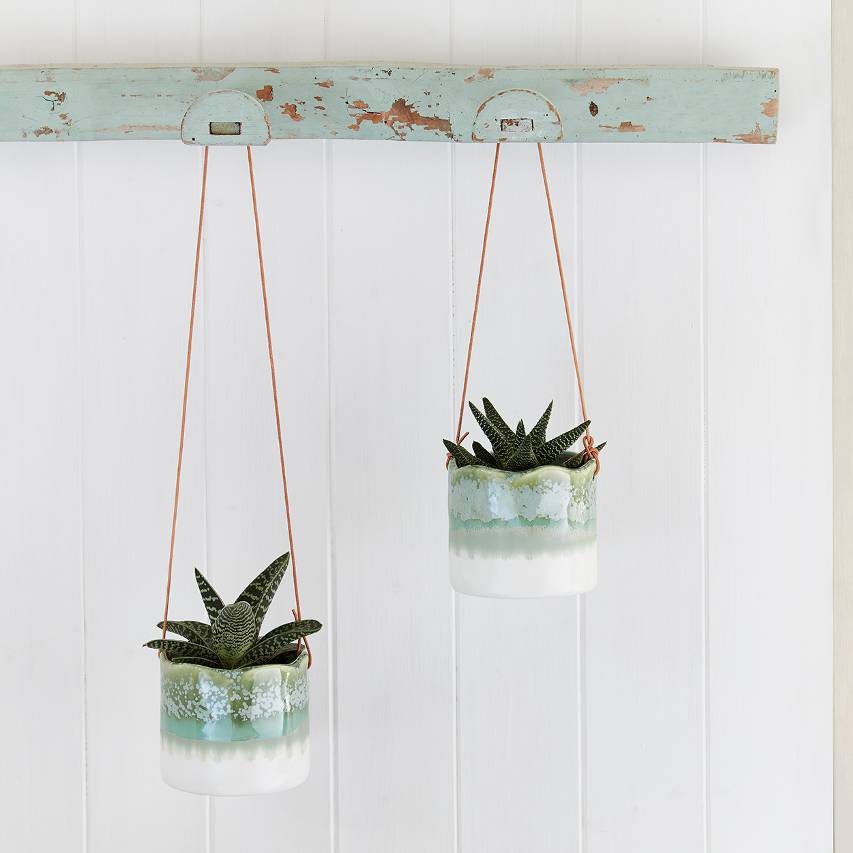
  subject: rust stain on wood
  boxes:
[316,80,334,88]
[191,66,235,82]
[589,101,599,117]
[347,98,452,139]
[281,102,304,121]
[464,68,495,83]
[256,85,274,102]
[761,97,778,117]
[600,121,646,132]
[351,99,369,110]
[734,122,774,143]
[571,78,624,95]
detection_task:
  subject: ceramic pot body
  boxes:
[159,653,310,796]
[448,461,597,598]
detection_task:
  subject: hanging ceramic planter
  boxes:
[148,146,321,795]
[444,144,604,598]
[148,555,321,796]
[445,400,603,598]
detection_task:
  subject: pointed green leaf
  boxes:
[472,441,497,467]
[144,639,213,659]
[516,419,526,439]
[564,441,606,469]
[443,439,479,469]
[171,656,221,667]
[534,420,590,465]
[483,397,515,439]
[194,569,224,622]
[528,401,553,448]
[237,552,289,632]
[157,620,212,646]
[240,619,322,667]
[482,398,516,440]
[469,402,516,453]
[256,618,323,646]
[504,434,538,471]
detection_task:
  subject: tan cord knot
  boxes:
[583,433,600,475]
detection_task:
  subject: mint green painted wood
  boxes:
[1,64,778,144]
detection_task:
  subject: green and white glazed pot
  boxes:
[159,652,310,796]
[448,460,597,598]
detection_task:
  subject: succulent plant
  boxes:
[443,398,605,472]
[145,552,321,669]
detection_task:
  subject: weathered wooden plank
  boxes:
[1,63,777,143]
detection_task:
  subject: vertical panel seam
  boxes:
[197,5,213,849]
[322,10,338,853]
[72,0,89,847]
[448,2,460,851]
[700,144,711,853]
[74,136,90,853]
[700,1,711,850]
[324,139,340,853]
[574,0,586,849]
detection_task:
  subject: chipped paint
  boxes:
[570,78,624,95]
[33,125,55,136]
[761,97,778,117]
[600,121,646,132]
[43,90,66,110]
[464,68,495,83]
[191,66,235,82]
[734,122,775,143]
[281,102,304,121]
[712,137,730,143]
[347,97,452,139]
[1,64,779,144]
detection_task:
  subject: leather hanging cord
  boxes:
[451,143,600,475]
[246,146,311,667]
[161,146,209,642]
[160,146,311,668]
[453,142,501,447]
[536,143,599,474]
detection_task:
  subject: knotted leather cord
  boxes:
[451,142,599,475]
[160,146,311,668]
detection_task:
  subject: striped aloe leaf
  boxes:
[443,399,603,473]
[145,552,323,670]
[240,620,322,668]
[194,569,225,622]
[157,620,212,646]
[237,552,289,632]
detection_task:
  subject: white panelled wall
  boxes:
[0,0,831,851]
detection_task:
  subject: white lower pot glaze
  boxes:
[448,460,597,598]
[159,653,310,796]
